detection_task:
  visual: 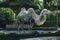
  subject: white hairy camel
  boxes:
[16,8,51,31]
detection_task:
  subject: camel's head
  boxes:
[42,9,52,15]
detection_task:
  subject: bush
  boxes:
[0,7,16,21]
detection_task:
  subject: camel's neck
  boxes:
[39,10,45,16]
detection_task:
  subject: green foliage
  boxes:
[32,0,43,15]
[0,0,7,4]
[48,0,60,7]
[9,0,21,6]
[0,7,16,21]
[33,0,43,10]
[9,0,36,6]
